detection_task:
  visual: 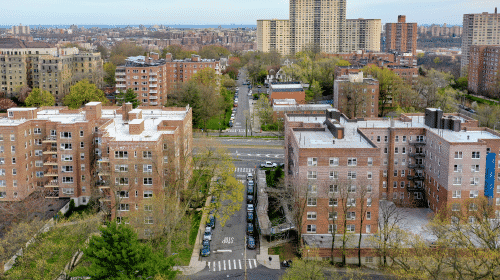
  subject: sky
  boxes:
[0,0,498,27]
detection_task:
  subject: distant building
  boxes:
[385,15,418,56]
[257,19,290,56]
[461,8,500,76]
[467,45,500,95]
[269,82,305,104]
[272,99,332,120]
[333,72,379,118]
[11,24,30,35]
[344,19,381,53]
[0,38,103,104]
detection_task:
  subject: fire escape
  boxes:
[42,135,59,198]
[407,138,427,207]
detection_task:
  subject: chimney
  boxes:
[165,52,173,61]
[191,54,200,62]
[84,102,102,120]
[129,119,144,135]
[122,102,133,121]
[495,7,497,14]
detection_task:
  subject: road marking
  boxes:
[248,259,252,269]
[208,262,210,269]
[217,249,233,252]
[253,259,257,267]
[213,261,216,272]
[218,261,221,271]
[239,259,242,269]
[224,260,226,271]
[228,259,231,270]
[234,259,237,270]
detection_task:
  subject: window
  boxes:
[34,128,41,134]
[384,147,388,154]
[115,165,128,172]
[114,151,128,159]
[80,142,84,148]
[307,197,317,206]
[347,198,356,207]
[376,136,381,142]
[402,136,407,142]
[497,198,500,206]
[402,147,406,154]
[348,185,356,193]
[329,157,339,166]
[472,151,480,159]
[394,170,398,177]
[347,158,357,166]
[117,191,129,198]
[62,188,74,195]
[163,143,168,150]
[453,177,462,185]
[329,184,338,193]
[143,164,153,173]
[454,151,463,159]
[118,204,129,211]
[329,212,337,220]
[307,157,317,166]
[346,225,355,232]
[384,136,388,142]
[470,177,479,185]
[347,212,356,220]
[144,217,154,224]
[144,205,153,211]
[471,165,480,172]
[329,171,338,179]
[367,198,372,206]
[470,190,479,198]
[35,171,43,177]
[35,150,42,156]
[395,136,399,142]
[115,177,129,185]
[308,171,317,179]
[329,198,338,207]
[60,132,72,139]
[395,147,399,154]
[454,164,462,173]
[62,177,74,183]
[452,190,461,198]
[10,134,15,141]
[60,143,72,150]
[163,156,168,163]
[11,146,15,153]
[383,170,387,177]
[307,212,317,220]
[469,203,478,211]
[367,157,373,166]
[307,185,317,193]
[80,153,85,160]
[452,203,460,211]
[143,151,152,159]
[144,178,153,185]
[62,166,73,172]
[306,224,316,233]
[366,212,372,220]
[80,131,84,137]
[0,180,5,187]
[144,191,153,198]
[328,224,337,233]
[367,172,372,179]
[366,225,371,234]
[347,171,357,179]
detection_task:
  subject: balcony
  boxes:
[42,148,58,155]
[116,84,126,88]
[150,102,158,106]
[97,169,110,176]
[97,180,110,188]
[115,78,126,82]
[410,140,426,146]
[44,171,59,177]
[149,90,158,94]
[149,78,157,81]
[149,84,157,88]
[149,96,158,100]
[42,136,57,143]
[44,179,58,188]
[410,153,425,158]
[149,73,157,76]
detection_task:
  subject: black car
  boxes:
[206,215,216,229]
[247,236,256,249]
[247,195,254,204]
[247,211,254,222]
[247,223,254,235]
[247,185,254,195]
[201,240,211,257]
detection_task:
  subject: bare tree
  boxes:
[342,82,370,119]
[356,182,373,267]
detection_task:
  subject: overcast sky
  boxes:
[0,0,498,26]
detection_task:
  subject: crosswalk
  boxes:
[207,259,258,272]
[234,167,254,173]
[226,129,247,133]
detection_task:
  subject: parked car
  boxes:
[247,195,254,204]
[279,163,285,168]
[247,204,254,213]
[206,215,216,229]
[247,185,254,195]
[247,236,256,249]
[236,87,239,91]
[247,173,253,180]
[247,179,254,186]
[247,223,254,235]
[233,103,238,107]
[203,227,212,241]
[201,240,211,257]
[229,121,233,127]
[260,161,277,168]
[247,211,254,222]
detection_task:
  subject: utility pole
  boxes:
[245,118,248,137]
[244,235,247,280]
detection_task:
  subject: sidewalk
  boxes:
[256,237,282,270]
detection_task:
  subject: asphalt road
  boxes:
[226,69,253,136]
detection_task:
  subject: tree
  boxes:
[24,88,55,107]
[72,222,177,279]
[103,62,116,86]
[341,82,370,119]
[198,45,230,60]
[280,257,327,280]
[161,45,197,60]
[116,88,141,108]
[109,41,145,65]
[63,79,108,109]
[306,80,323,102]
[254,94,274,129]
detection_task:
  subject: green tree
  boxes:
[103,62,116,86]
[116,88,141,108]
[72,222,177,279]
[161,45,197,60]
[280,257,327,280]
[198,45,230,60]
[24,88,55,107]
[434,57,442,64]
[109,41,145,65]
[63,79,108,109]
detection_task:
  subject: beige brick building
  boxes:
[257,19,291,56]
[0,38,103,104]
[285,108,500,244]
[0,102,193,221]
[115,53,220,106]
[461,9,500,76]
[344,19,381,53]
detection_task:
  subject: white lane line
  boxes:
[253,259,257,268]
[218,261,221,271]
[239,259,242,269]
[208,262,210,270]
[224,260,226,271]
[248,259,253,269]
[228,259,231,270]
[213,261,216,271]
[234,259,237,270]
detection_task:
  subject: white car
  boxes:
[260,161,277,168]
[247,173,253,180]
[236,87,239,91]
[247,204,254,212]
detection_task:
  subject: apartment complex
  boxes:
[0,38,103,104]
[11,25,30,35]
[344,19,381,53]
[115,53,220,106]
[333,72,379,118]
[384,15,418,56]
[461,9,500,76]
[285,108,500,248]
[335,65,418,86]
[257,1,382,55]
[256,19,291,55]
[468,45,500,95]
[0,102,193,222]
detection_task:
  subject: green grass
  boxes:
[466,94,499,106]
[171,211,202,266]
[269,242,300,261]
[215,135,281,139]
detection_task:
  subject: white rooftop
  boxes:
[270,84,303,90]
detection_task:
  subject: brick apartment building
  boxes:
[115,53,220,106]
[285,107,500,249]
[467,45,500,95]
[335,65,418,86]
[333,72,379,118]
[385,15,418,56]
[0,102,192,223]
[0,38,103,104]
[269,82,305,104]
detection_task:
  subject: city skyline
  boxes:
[0,0,497,26]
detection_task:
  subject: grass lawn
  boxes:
[466,94,499,106]
[170,210,202,266]
[269,242,300,261]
